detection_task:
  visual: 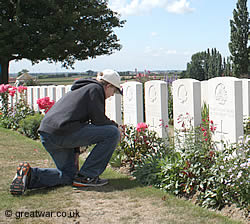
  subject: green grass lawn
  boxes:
[0,127,244,224]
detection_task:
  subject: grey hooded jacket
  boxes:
[38,78,117,136]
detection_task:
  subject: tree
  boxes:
[185,52,205,81]
[184,48,227,81]
[0,0,125,84]
[228,0,249,77]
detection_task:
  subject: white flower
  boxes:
[237,171,243,179]
[240,162,247,168]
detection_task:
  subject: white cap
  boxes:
[97,69,122,94]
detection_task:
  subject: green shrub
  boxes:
[116,115,249,214]
[18,113,44,140]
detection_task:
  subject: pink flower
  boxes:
[136,122,148,132]
[17,86,27,93]
[205,138,208,141]
[203,131,207,137]
[0,84,12,93]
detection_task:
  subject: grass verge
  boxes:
[0,127,244,224]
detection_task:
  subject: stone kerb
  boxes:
[122,81,143,126]
[173,79,201,130]
[242,79,250,118]
[105,93,122,126]
[208,77,243,149]
[145,80,168,138]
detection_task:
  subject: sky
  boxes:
[9,0,250,74]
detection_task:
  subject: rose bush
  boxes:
[0,84,34,129]
[110,123,167,171]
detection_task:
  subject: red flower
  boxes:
[209,151,214,158]
[201,127,206,132]
[203,131,207,137]
[37,97,55,113]
[8,89,16,97]
[205,138,208,141]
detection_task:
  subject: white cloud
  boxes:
[167,0,194,14]
[151,32,158,37]
[109,0,194,16]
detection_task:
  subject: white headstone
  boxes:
[40,86,48,99]
[145,80,168,138]
[27,87,34,109]
[173,79,201,130]
[242,79,250,118]
[201,80,208,106]
[106,94,122,125]
[65,85,72,93]
[122,81,143,126]
[47,86,56,102]
[56,85,66,102]
[208,77,243,148]
[33,86,40,112]
[8,92,15,108]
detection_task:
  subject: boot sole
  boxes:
[10,162,30,195]
[72,181,108,187]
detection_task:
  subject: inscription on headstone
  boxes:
[208,77,243,148]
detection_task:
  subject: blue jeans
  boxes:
[28,124,120,189]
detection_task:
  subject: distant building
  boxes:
[15,73,35,86]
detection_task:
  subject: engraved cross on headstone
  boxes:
[216,120,229,148]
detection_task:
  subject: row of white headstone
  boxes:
[4,77,250,147]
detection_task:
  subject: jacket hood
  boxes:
[71,78,102,91]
